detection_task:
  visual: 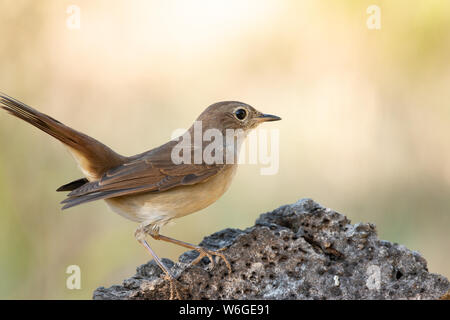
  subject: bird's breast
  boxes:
[104,164,238,226]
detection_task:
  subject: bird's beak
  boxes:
[256,113,282,122]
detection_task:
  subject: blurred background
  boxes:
[0,0,449,299]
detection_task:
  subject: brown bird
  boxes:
[0,93,281,298]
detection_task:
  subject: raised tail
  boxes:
[0,93,126,180]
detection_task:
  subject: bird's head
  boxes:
[196,101,281,133]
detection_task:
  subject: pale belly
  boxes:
[104,165,237,227]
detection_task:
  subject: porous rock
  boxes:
[93,199,449,300]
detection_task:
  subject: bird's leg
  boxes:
[151,233,232,273]
[135,224,181,300]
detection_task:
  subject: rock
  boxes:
[93,199,449,300]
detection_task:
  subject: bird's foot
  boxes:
[163,274,182,300]
[190,247,232,273]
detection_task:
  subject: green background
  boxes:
[0,0,449,299]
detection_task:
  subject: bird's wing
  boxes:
[61,142,226,209]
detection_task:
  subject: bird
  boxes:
[0,93,281,298]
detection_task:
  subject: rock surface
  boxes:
[93,199,449,300]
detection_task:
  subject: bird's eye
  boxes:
[234,108,247,120]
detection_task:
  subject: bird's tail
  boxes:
[0,92,125,180]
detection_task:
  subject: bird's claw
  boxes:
[190,247,232,274]
[163,274,182,300]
